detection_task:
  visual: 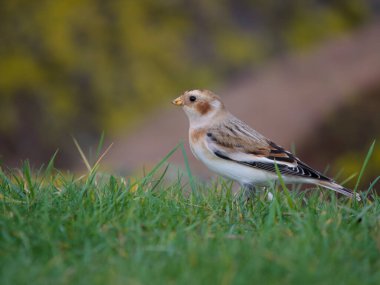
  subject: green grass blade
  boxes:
[0,169,25,198]
[44,150,59,178]
[354,140,376,193]
[339,172,357,186]
[141,143,181,185]
[274,162,295,209]
[180,142,196,194]
[93,142,114,170]
[150,164,170,192]
[367,176,380,194]
[22,160,34,198]
[96,131,105,158]
[72,136,92,172]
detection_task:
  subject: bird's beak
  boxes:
[172,96,184,106]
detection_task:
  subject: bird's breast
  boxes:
[189,128,206,144]
[189,128,213,161]
[188,128,277,185]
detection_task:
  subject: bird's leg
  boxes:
[242,184,256,200]
[243,184,274,201]
[255,186,274,201]
[265,181,276,201]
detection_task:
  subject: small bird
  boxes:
[172,89,360,201]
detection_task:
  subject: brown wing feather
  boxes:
[266,141,297,163]
[207,119,297,164]
[207,120,270,155]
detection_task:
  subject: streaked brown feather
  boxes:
[206,117,297,164]
[208,123,268,152]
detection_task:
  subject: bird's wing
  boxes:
[205,122,330,181]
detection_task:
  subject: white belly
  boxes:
[205,157,277,185]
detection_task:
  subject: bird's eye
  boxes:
[189,95,196,102]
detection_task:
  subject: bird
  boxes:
[172,89,361,201]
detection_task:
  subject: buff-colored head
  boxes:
[172,90,225,127]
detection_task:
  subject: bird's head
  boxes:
[172,90,225,127]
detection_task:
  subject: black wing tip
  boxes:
[214,150,232,161]
[297,161,331,181]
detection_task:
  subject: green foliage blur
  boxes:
[0,0,370,166]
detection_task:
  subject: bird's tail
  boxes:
[316,180,361,201]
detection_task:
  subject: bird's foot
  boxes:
[243,184,273,201]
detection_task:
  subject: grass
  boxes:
[0,148,380,285]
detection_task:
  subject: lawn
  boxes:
[0,151,379,285]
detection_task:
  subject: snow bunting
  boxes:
[172,89,360,201]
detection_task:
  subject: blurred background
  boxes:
[0,0,379,189]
